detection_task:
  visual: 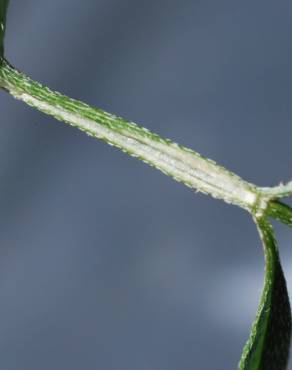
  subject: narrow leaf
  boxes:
[0,0,9,58]
[0,60,258,211]
[266,201,292,228]
[238,218,291,370]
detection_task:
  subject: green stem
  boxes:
[0,59,260,212]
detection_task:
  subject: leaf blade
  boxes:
[0,0,9,58]
[238,218,291,370]
[266,201,292,228]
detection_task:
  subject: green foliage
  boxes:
[239,218,291,370]
[0,0,9,58]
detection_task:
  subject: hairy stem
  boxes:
[0,59,260,211]
[261,182,292,200]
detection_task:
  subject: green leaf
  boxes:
[266,201,292,228]
[238,218,291,370]
[0,0,9,58]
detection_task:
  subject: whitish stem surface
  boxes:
[0,59,276,213]
[261,182,292,199]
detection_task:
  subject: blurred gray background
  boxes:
[0,1,292,369]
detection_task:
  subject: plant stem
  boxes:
[261,182,292,199]
[0,59,261,212]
